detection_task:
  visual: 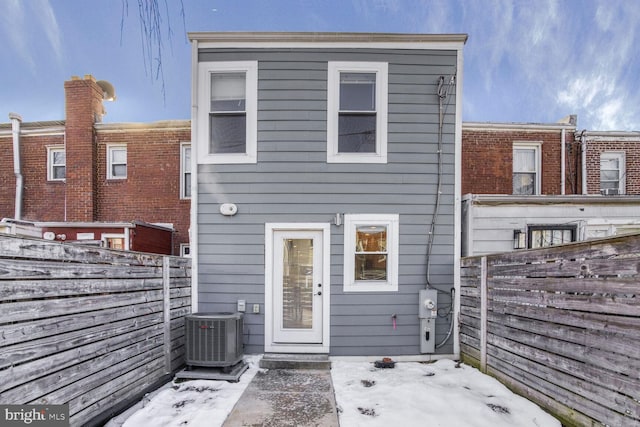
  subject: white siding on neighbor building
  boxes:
[462,195,640,256]
[196,47,460,356]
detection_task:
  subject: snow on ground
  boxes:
[331,359,561,427]
[107,356,560,427]
[105,355,261,427]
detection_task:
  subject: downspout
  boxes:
[560,128,566,195]
[9,113,23,220]
[580,130,587,194]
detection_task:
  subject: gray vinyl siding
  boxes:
[196,47,458,356]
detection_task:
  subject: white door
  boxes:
[272,229,324,344]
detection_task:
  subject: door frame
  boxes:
[264,223,330,353]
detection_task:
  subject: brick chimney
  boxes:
[64,75,105,222]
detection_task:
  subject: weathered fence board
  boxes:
[460,233,640,427]
[0,234,191,427]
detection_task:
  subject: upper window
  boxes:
[181,143,191,199]
[197,61,258,164]
[600,152,625,195]
[528,225,576,249]
[107,145,127,179]
[47,146,66,181]
[513,143,541,195]
[343,214,399,292]
[327,62,388,163]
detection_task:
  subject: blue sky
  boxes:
[1,0,639,130]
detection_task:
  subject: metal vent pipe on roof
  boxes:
[9,113,23,220]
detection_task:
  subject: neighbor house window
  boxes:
[180,244,191,257]
[327,62,388,163]
[528,225,576,249]
[47,146,66,181]
[181,143,191,199]
[513,143,541,195]
[343,214,399,292]
[102,233,127,250]
[197,61,257,164]
[600,152,625,195]
[107,145,127,179]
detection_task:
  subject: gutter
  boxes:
[580,130,587,194]
[561,128,566,195]
[9,113,23,220]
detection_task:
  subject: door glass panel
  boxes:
[282,238,313,329]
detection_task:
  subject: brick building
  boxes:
[462,117,581,196]
[0,76,191,255]
[582,131,640,195]
[461,117,640,256]
[2,77,638,257]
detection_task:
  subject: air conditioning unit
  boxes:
[601,188,620,196]
[185,312,244,368]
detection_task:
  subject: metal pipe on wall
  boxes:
[561,128,566,195]
[581,130,587,194]
[9,113,23,220]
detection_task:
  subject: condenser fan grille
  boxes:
[185,313,243,367]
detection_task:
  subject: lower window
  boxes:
[343,214,399,292]
[528,225,576,249]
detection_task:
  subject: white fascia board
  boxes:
[190,32,467,51]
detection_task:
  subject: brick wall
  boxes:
[0,76,191,255]
[0,126,66,221]
[462,127,580,195]
[64,75,104,222]
[0,134,16,218]
[20,134,67,221]
[95,125,191,254]
[586,139,640,195]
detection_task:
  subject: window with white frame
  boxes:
[102,233,127,250]
[181,143,191,199]
[513,143,541,195]
[180,244,191,257]
[327,62,388,163]
[107,145,127,179]
[600,151,625,195]
[343,214,399,292]
[197,61,257,164]
[47,146,66,181]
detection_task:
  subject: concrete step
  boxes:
[259,353,331,370]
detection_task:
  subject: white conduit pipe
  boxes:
[9,113,23,220]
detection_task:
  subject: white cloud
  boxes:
[0,0,36,72]
[33,0,63,66]
[0,0,63,74]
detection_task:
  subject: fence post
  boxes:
[480,256,487,373]
[163,256,171,373]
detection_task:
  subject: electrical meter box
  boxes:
[419,289,438,353]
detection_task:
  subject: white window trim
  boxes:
[197,61,258,164]
[600,151,625,194]
[180,142,191,199]
[47,146,65,181]
[101,233,129,250]
[513,142,541,195]
[327,62,388,164]
[343,214,399,292]
[107,144,127,180]
[180,243,191,257]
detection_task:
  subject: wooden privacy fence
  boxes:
[460,233,640,427]
[0,234,191,426]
